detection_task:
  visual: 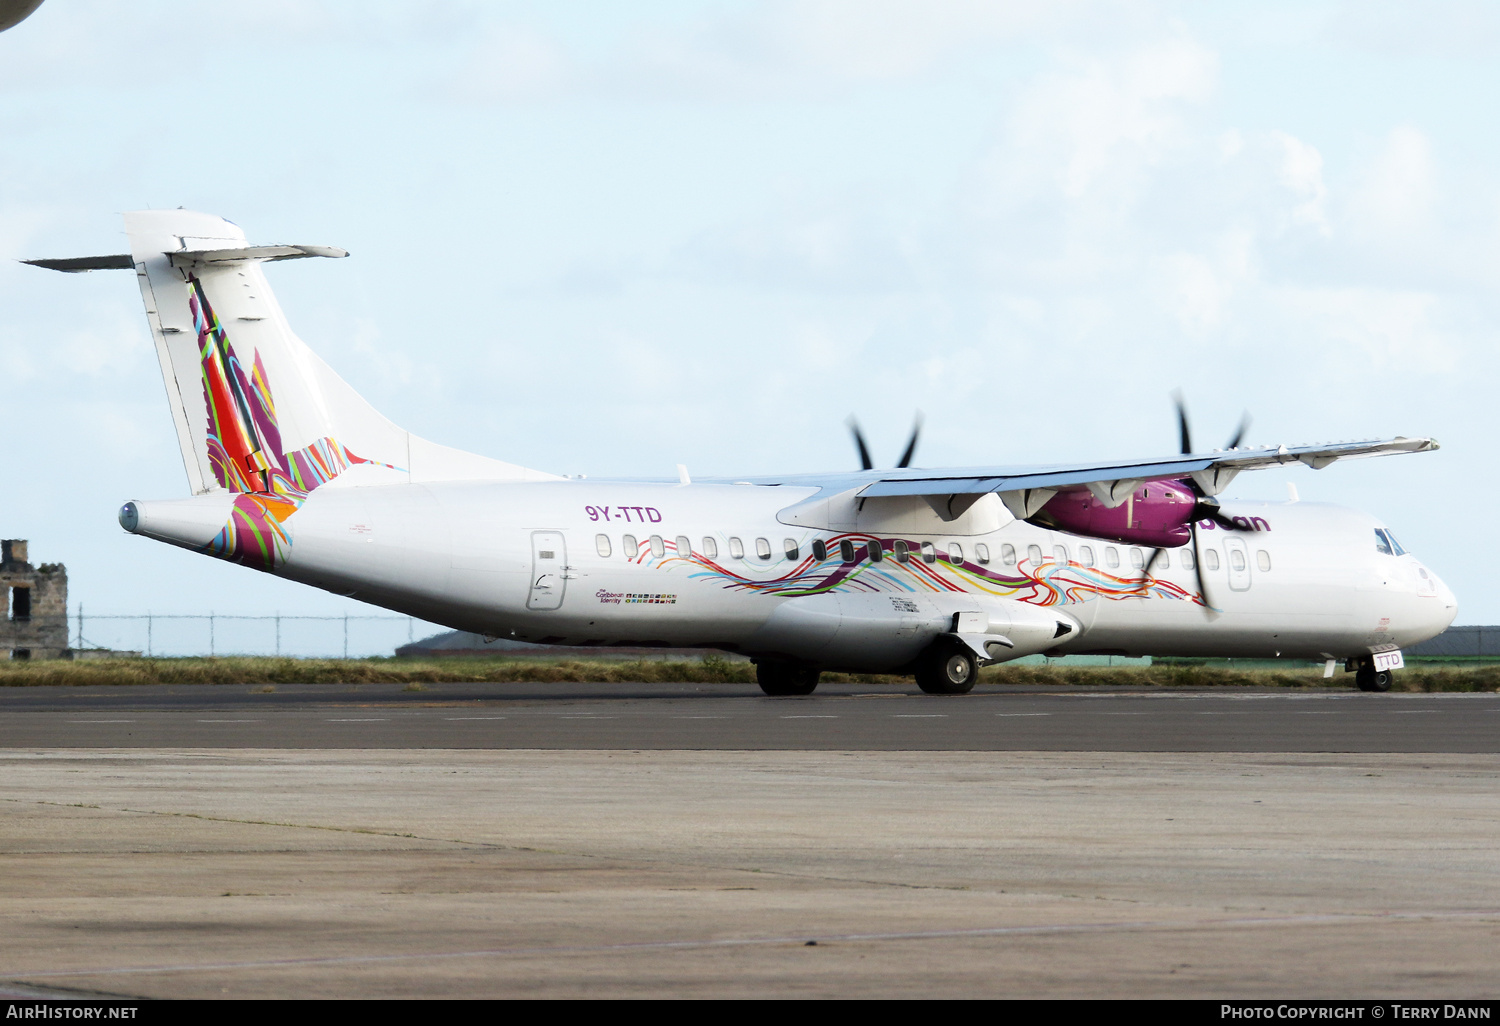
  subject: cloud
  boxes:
[1350,125,1435,241]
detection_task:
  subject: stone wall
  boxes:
[1,539,69,659]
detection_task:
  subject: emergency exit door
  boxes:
[527,532,567,611]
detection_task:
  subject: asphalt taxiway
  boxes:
[0,682,1496,751]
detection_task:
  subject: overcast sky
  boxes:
[2,0,1497,626]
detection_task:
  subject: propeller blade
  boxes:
[1173,391,1192,455]
[846,415,874,471]
[1225,410,1252,450]
[1135,546,1165,594]
[896,412,924,469]
[1190,521,1216,613]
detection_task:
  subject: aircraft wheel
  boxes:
[915,643,977,695]
[756,662,820,696]
[1356,666,1393,693]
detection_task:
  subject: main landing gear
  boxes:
[915,640,978,695]
[756,661,820,696]
[1350,657,1394,693]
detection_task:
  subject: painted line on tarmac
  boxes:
[13,909,1500,981]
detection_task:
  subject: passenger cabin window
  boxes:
[701,537,718,559]
[1079,545,1095,567]
[1053,544,1068,566]
[595,534,612,558]
[1026,544,1043,567]
[650,535,665,558]
[869,539,885,562]
[812,539,828,561]
[1158,551,1170,569]
[1000,544,1016,566]
[1181,549,1195,570]
[975,543,989,565]
[1257,550,1272,572]
[1129,548,1144,569]
[921,542,936,564]
[948,543,964,564]
[1105,547,1120,568]
[1229,548,1246,571]
[676,536,692,557]
[784,539,799,561]
[894,540,910,563]
[1204,549,1220,571]
[1374,529,1393,555]
[728,537,744,560]
[840,539,856,562]
[623,534,639,557]
[755,537,772,561]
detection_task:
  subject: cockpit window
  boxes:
[1384,530,1406,556]
[1374,529,1393,556]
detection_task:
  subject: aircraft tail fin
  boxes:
[32,210,556,497]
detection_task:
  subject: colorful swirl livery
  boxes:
[188,277,387,570]
[624,534,1201,609]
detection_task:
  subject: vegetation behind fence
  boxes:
[1,656,1496,691]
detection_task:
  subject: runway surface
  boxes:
[0,682,1494,751]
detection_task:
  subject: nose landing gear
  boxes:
[1349,657,1394,693]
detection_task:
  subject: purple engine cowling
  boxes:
[1031,479,1198,547]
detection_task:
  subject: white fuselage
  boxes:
[130,479,1456,671]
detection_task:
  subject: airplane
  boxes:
[0,0,43,33]
[26,210,1456,695]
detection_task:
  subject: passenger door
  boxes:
[527,531,567,611]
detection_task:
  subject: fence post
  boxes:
[343,614,349,660]
[76,603,82,650]
[276,614,281,657]
[147,614,152,658]
[210,613,215,658]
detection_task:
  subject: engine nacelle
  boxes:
[1031,479,1196,548]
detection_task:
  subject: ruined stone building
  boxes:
[1,540,68,659]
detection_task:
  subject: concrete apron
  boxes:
[0,749,1496,999]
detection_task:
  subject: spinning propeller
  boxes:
[1141,394,1256,610]
[848,412,923,470]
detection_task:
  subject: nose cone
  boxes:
[1410,562,1458,646]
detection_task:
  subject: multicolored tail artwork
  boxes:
[188,277,388,570]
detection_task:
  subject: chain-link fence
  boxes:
[73,611,447,659]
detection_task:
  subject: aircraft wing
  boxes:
[851,436,1437,513]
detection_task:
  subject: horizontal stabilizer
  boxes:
[168,245,348,268]
[23,254,134,273]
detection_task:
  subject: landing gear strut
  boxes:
[915,641,978,695]
[756,661,820,696]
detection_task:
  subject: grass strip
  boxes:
[0,655,1494,691]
